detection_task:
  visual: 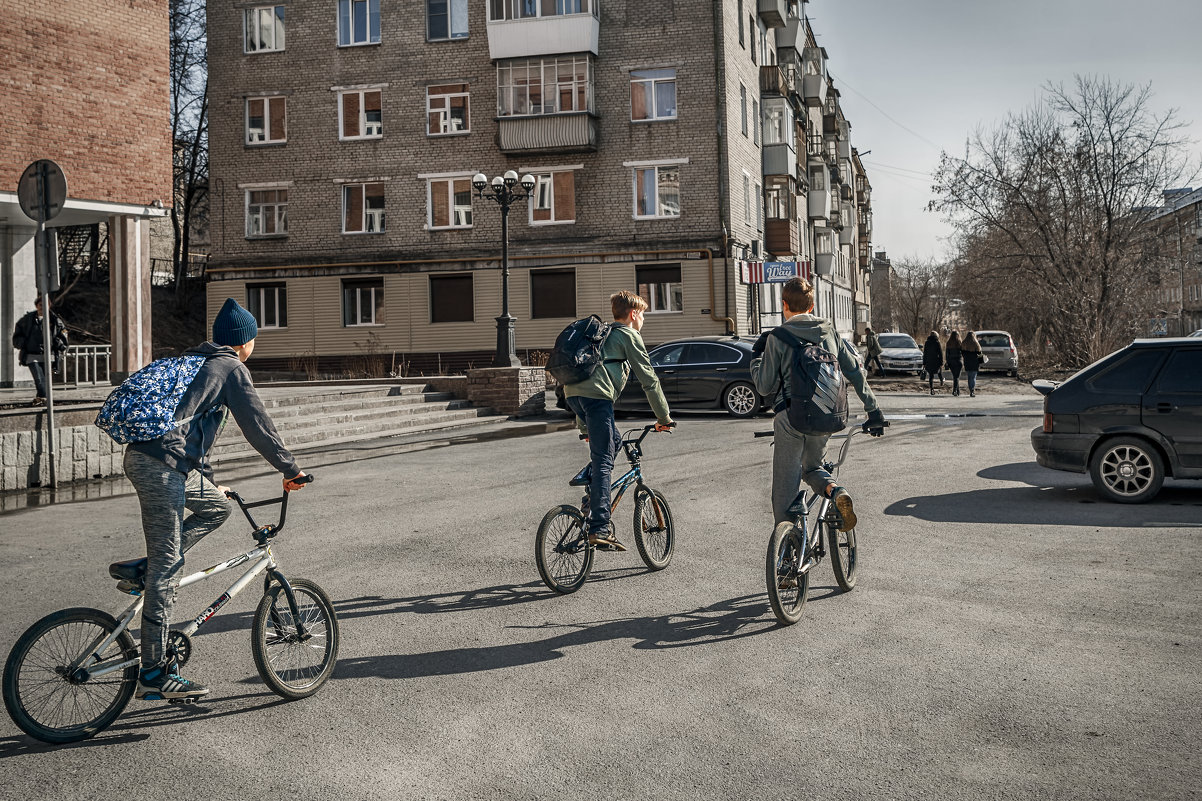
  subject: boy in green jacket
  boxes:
[564,290,674,551]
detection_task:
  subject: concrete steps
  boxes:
[210,385,500,465]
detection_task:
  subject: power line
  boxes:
[862,160,935,178]
[828,70,944,154]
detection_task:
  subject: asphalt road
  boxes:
[0,393,1199,800]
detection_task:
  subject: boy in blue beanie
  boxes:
[125,298,307,701]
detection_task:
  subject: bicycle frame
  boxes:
[577,426,659,518]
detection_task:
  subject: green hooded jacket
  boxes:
[563,323,672,430]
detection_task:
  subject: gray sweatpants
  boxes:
[771,413,834,525]
[123,449,232,669]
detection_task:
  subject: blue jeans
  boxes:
[26,360,47,398]
[966,370,978,393]
[565,395,621,535]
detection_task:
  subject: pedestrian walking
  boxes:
[922,331,943,395]
[962,331,987,397]
[864,326,883,376]
[11,294,68,406]
[945,331,963,396]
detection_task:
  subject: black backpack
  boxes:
[770,327,849,435]
[546,315,617,385]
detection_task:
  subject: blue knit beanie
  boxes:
[212,298,258,346]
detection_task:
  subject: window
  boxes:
[742,173,752,224]
[428,177,474,229]
[758,18,770,64]
[636,264,683,312]
[246,188,287,237]
[530,171,575,225]
[427,0,468,40]
[763,99,792,146]
[246,97,286,144]
[244,6,285,52]
[755,181,763,231]
[1156,350,1202,393]
[738,0,744,47]
[633,165,680,219]
[1087,350,1166,393]
[340,90,383,139]
[430,274,473,323]
[427,84,470,135]
[338,0,380,46]
[752,100,759,145]
[749,15,757,64]
[247,283,287,329]
[684,343,741,365]
[343,278,384,326]
[488,0,595,21]
[651,343,685,366]
[530,269,576,318]
[765,177,792,220]
[497,55,592,116]
[343,183,386,233]
[739,84,747,136]
[630,69,676,122]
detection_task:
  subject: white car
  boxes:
[976,330,1019,376]
[876,333,923,375]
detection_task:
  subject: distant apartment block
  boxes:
[205,0,874,371]
[1148,187,1202,336]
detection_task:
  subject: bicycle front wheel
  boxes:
[3,607,138,743]
[766,522,809,626]
[535,505,593,594]
[827,518,858,591]
[633,488,674,571]
[252,578,339,700]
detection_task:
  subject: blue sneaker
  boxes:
[137,665,210,700]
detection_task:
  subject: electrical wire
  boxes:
[828,70,945,153]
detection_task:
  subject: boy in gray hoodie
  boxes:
[125,298,306,700]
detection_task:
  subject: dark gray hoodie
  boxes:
[129,342,299,481]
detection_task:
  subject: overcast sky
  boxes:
[808,0,1202,264]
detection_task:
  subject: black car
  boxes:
[1030,338,1202,503]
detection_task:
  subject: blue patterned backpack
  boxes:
[95,355,208,443]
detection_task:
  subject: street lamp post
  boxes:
[473,170,536,368]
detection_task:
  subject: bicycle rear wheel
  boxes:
[252,578,339,700]
[633,487,674,571]
[827,518,858,591]
[535,505,593,594]
[3,607,138,743]
[766,522,808,626]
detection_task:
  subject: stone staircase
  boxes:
[209,385,499,465]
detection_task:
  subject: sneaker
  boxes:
[137,665,210,700]
[31,397,46,407]
[830,486,857,532]
[588,531,627,552]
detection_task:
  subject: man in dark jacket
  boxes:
[11,295,68,406]
[125,297,306,701]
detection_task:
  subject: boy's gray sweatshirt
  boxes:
[129,342,298,481]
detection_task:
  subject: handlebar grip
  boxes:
[753,431,774,438]
[293,473,315,484]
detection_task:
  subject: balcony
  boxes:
[758,0,787,28]
[807,164,830,221]
[496,112,598,154]
[760,65,787,97]
[763,142,797,179]
[839,204,856,245]
[806,132,824,158]
[486,3,599,60]
[776,15,804,55]
[814,252,835,276]
[802,72,827,108]
[766,219,801,258]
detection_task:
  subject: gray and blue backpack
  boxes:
[95,355,208,444]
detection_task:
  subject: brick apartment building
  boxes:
[1,0,170,387]
[205,0,874,372]
[1148,187,1202,336]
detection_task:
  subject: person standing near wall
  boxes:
[11,295,68,406]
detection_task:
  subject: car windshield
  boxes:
[977,333,1011,348]
[879,334,917,349]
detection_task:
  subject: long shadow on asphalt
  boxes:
[0,730,150,757]
[330,593,782,680]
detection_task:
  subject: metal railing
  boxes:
[55,344,111,386]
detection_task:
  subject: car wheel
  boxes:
[1007,369,1017,378]
[1089,436,1165,504]
[722,381,759,419]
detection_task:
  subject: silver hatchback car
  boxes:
[975,330,1019,377]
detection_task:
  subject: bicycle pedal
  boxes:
[167,696,201,706]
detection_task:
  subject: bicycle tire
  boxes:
[252,578,339,700]
[633,488,674,571]
[827,518,858,591]
[3,607,138,743]
[766,522,808,626]
[535,505,593,594]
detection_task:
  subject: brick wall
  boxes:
[0,0,171,206]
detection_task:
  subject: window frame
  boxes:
[245,187,289,239]
[488,0,595,21]
[632,164,681,220]
[636,264,684,314]
[243,5,286,53]
[739,83,747,136]
[429,273,474,324]
[342,183,386,235]
[338,89,384,140]
[629,68,677,123]
[427,177,475,230]
[426,0,469,41]
[426,83,471,136]
[246,282,288,329]
[529,268,577,319]
[528,170,576,226]
[496,55,593,117]
[338,0,381,47]
[245,96,287,145]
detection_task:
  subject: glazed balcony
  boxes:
[496,112,599,154]
[758,0,787,28]
[486,0,600,60]
[807,163,831,221]
[763,142,797,179]
[802,72,827,108]
[839,203,856,245]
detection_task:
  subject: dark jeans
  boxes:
[565,395,621,535]
[26,360,47,398]
[868,355,883,374]
[947,361,962,392]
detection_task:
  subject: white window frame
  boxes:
[631,164,682,220]
[752,99,759,145]
[488,0,595,21]
[338,0,381,47]
[245,96,286,145]
[743,172,751,225]
[247,283,287,329]
[342,183,386,234]
[755,181,763,231]
[426,176,474,230]
[245,187,288,238]
[637,265,684,314]
[630,68,677,122]
[244,5,286,53]
[426,83,471,136]
[427,0,469,41]
[343,279,384,327]
[338,89,383,140]
[496,55,593,117]
[527,170,576,226]
[740,84,747,136]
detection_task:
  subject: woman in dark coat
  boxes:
[945,331,963,396]
[922,331,943,395]
[961,331,986,397]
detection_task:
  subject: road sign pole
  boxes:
[34,166,57,489]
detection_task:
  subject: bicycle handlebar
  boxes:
[225,473,314,542]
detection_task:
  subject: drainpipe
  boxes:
[710,0,736,336]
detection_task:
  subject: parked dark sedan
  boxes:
[1030,338,1202,503]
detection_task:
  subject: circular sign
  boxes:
[16,160,68,222]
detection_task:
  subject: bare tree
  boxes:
[170,0,208,307]
[934,76,1195,367]
[892,257,952,339]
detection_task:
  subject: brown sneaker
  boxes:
[832,487,857,532]
[588,532,627,552]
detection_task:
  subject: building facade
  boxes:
[205,0,873,372]
[1148,187,1202,336]
[1,0,170,386]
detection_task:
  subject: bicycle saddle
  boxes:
[109,557,148,582]
[569,464,592,487]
